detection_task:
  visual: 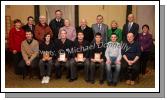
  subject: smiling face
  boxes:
[96,16,103,24]
[127,32,134,43]
[60,30,67,39]
[142,26,149,33]
[26,31,33,40]
[55,11,62,19]
[78,32,84,40]
[39,16,46,24]
[28,17,34,25]
[111,21,118,29]
[15,22,22,29]
[95,35,102,43]
[45,34,51,42]
[110,34,117,42]
[80,19,87,27]
[64,19,70,27]
[128,14,134,22]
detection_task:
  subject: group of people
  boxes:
[8,10,153,86]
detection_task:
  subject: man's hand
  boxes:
[42,58,46,61]
[26,60,31,66]
[13,50,17,54]
[115,60,121,65]
[91,58,96,62]
[75,57,78,62]
[106,60,111,64]
[48,57,52,61]
[141,46,144,52]
[127,60,132,66]
[98,59,103,63]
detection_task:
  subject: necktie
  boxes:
[98,24,101,30]
[128,23,131,32]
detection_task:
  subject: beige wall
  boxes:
[79,5,127,29]
[45,5,75,26]
[135,5,155,38]
[5,5,34,25]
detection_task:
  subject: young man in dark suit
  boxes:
[49,10,64,39]
[89,32,106,84]
[22,16,35,38]
[122,14,139,41]
[69,31,90,82]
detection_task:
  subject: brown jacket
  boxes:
[35,23,53,43]
[21,39,39,62]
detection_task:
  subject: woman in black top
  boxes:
[39,33,55,84]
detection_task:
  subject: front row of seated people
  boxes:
[17,29,149,86]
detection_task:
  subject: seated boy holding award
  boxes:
[39,33,55,84]
[69,31,90,82]
[54,29,74,79]
[89,32,106,84]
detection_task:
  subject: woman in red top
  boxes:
[8,19,26,74]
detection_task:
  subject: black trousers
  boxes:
[55,60,70,78]
[18,57,39,77]
[140,52,150,75]
[70,59,90,80]
[121,58,140,81]
[12,52,22,74]
[90,61,105,82]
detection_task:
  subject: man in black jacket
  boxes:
[49,10,64,39]
[122,14,139,41]
[54,29,74,79]
[89,32,106,84]
[22,16,35,38]
[76,19,94,43]
[69,31,90,82]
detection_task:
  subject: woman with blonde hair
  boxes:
[58,19,76,41]
[107,20,122,43]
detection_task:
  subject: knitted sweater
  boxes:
[21,39,39,62]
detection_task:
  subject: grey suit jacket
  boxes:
[91,23,108,43]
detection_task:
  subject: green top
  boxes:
[107,28,122,43]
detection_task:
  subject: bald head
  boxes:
[80,18,87,27]
[128,14,134,22]
[39,15,46,24]
[127,32,134,43]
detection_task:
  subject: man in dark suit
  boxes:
[122,14,139,41]
[49,10,64,39]
[22,16,35,38]
[76,19,94,43]
[92,15,108,43]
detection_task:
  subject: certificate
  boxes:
[59,53,66,61]
[77,53,84,62]
[94,53,101,62]
[43,52,50,60]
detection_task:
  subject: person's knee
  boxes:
[106,64,111,71]
[116,64,121,71]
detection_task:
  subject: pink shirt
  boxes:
[59,26,76,41]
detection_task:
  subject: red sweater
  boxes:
[8,27,26,52]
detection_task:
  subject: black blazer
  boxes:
[22,24,35,37]
[122,22,139,41]
[76,26,94,43]
[49,19,64,39]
